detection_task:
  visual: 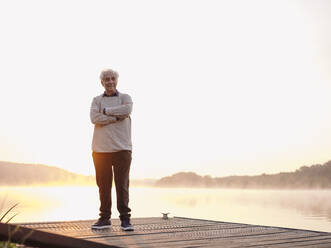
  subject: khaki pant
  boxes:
[92,150,132,220]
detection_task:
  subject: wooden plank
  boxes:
[16,217,331,248]
[0,222,120,248]
[240,233,331,247]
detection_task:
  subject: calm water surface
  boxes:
[1,186,331,232]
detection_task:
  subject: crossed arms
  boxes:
[90,95,133,126]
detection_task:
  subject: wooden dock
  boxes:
[6,217,331,247]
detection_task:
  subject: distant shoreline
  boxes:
[155,160,331,189]
[1,160,331,189]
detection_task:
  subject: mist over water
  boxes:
[1,186,331,232]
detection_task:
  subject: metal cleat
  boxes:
[161,213,170,220]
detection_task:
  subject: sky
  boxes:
[0,0,330,179]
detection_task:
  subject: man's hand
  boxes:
[116,115,129,121]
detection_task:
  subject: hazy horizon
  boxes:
[1,159,331,190]
[1,158,330,179]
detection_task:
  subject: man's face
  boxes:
[102,75,118,95]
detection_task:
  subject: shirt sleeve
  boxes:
[104,94,133,116]
[90,97,118,125]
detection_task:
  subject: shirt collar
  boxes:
[103,90,119,97]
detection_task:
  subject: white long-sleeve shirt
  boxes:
[90,91,133,152]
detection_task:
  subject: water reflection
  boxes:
[1,186,331,232]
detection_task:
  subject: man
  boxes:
[90,69,134,231]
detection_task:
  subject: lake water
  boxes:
[1,186,331,233]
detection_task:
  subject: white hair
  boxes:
[99,69,119,80]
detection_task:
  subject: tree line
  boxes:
[0,161,94,185]
[155,160,331,189]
